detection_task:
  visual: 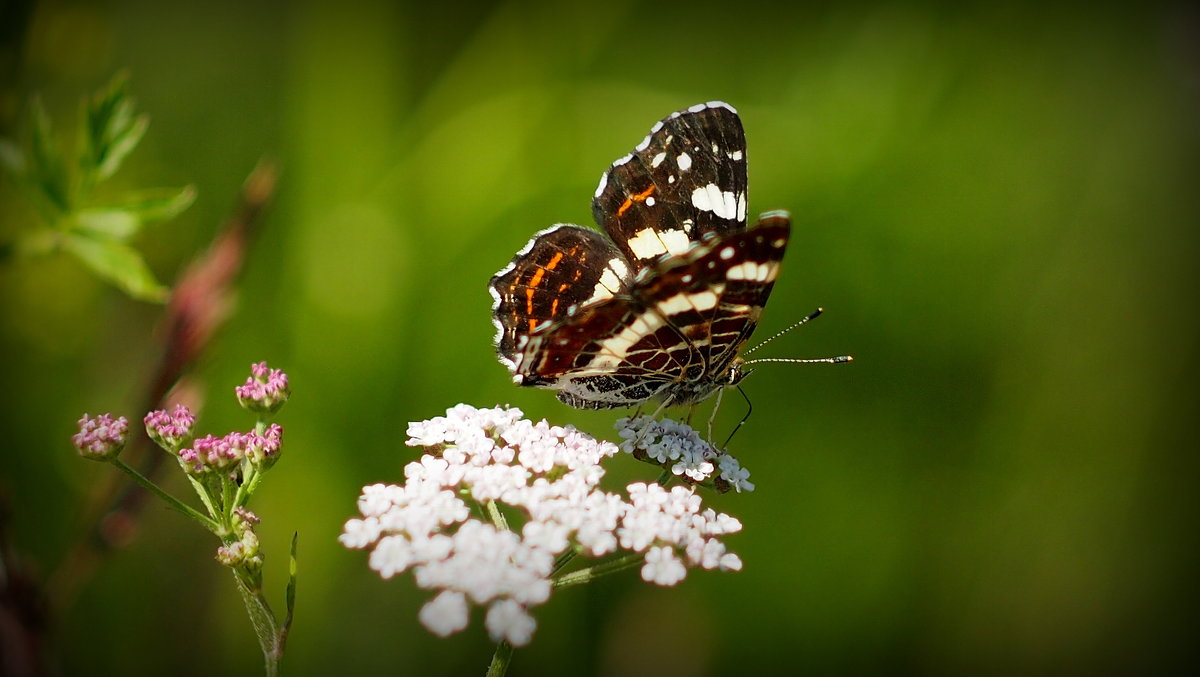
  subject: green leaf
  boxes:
[63,232,168,302]
[72,185,196,239]
[72,208,140,239]
[95,113,148,183]
[284,532,298,637]
[111,185,196,223]
[28,97,70,213]
[78,74,149,187]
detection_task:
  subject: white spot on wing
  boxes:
[626,228,690,260]
[691,184,739,219]
[583,256,630,305]
[726,261,777,282]
[635,134,652,152]
[588,312,666,370]
[677,152,692,171]
[727,150,744,161]
[645,196,656,207]
[594,171,608,198]
[658,290,719,315]
[719,246,736,260]
[651,152,666,168]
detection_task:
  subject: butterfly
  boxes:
[490,102,844,411]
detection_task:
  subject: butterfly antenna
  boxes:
[744,307,826,355]
[743,355,853,366]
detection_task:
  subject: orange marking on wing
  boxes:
[617,184,656,217]
[546,252,564,269]
[529,267,546,288]
[551,298,560,317]
[525,288,536,315]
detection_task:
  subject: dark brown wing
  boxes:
[489,224,631,372]
[591,102,748,274]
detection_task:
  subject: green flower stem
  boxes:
[111,458,219,532]
[486,640,514,677]
[187,474,220,520]
[485,500,509,531]
[655,468,675,487]
[552,553,644,589]
[242,464,266,499]
[231,464,258,520]
[232,569,283,677]
[552,547,579,575]
[222,478,236,522]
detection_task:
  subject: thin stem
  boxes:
[655,468,675,487]
[486,640,514,677]
[552,547,579,575]
[222,477,236,522]
[553,553,644,589]
[231,464,258,518]
[110,458,219,531]
[485,500,509,531]
[232,570,282,677]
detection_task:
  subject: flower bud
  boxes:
[72,413,129,461]
[235,362,290,414]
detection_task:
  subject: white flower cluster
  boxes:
[616,416,756,493]
[340,404,744,647]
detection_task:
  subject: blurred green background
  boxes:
[2,0,1197,675]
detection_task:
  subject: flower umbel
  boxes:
[144,404,196,452]
[617,415,756,493]
[341,404,744,648]
[71,362,296,673]
[236,361,290,414]
[72,413,129,461]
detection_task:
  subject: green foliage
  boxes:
[0,74,195,302]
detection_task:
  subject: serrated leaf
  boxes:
[119,184,196,222]
[72,208,141,239]
[63,232,168,302]
[94,113,147,182]
[79,75,148,187]
[28,98,69,213]
[73,185,196,239]
[284,531,298,636]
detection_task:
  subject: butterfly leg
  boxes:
[706,387,726,444]
[629,399,672,451]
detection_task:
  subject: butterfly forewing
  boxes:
[592,102,748,273]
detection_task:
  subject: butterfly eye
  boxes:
[727,366,745,386]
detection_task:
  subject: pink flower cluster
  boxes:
[71,413,129,461]
[144,404,196,452]
[235,362,290,414]
[178,424,283,474]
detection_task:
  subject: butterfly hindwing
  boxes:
[489,224,631,372]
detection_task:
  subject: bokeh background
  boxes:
[2,0,1197,675]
